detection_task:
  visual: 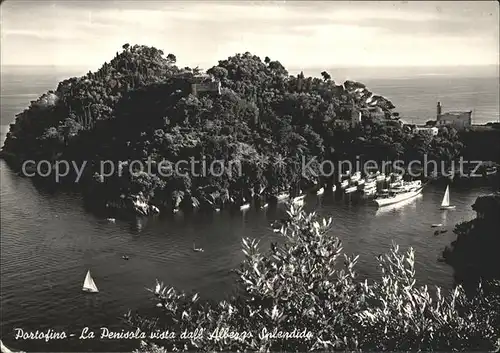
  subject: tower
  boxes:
[351,110,361,128]
[437,102,442,119]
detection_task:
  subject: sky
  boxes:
[0,0,498,71]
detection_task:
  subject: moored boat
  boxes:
[240,203,251,211]
[363,186,377,196]
[293,194,306,204]
[361,180,377,190]
[276,192,290,201]
[389,181,403,188]
[345,185,358,194]
[293,198,304,206]
[374,182,424,207]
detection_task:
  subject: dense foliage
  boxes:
[1,44,464,212]
[126,205,500,352]
[443,193,500,286]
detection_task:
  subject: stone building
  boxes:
[191,81,221,96]
[436,102,472,130]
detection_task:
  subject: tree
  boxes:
[166,53,176,64]
[57,118,83,146]
[127,205,500,352]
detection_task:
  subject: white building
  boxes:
[436,102,472,130]
[191,81,221,96]
[415,126,439,136]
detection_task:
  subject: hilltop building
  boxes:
[351,110,362,127]
[191,74,221,96]
[436,102,472,130]
[333,109,362,129]
[191,81,221,96]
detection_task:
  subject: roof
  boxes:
[440,111,472,117]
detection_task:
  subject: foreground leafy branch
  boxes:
[126,205,499,352]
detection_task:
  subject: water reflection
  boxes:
[1,157,495,351]
[440,209,448,226]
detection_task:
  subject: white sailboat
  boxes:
[440,185,456,210]
[82,270,99,293]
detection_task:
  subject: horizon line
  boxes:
[1,64,498,67]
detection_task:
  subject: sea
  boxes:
[0,65,499,352]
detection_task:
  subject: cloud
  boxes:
[0,0,498,68]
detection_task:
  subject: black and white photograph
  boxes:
[1,0,499,352]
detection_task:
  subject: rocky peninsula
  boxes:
[443,193,500,286]
[0,44,482,217]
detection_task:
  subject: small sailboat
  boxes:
[122,255,129,260]
[350,171,361,182]
[440,185,456,210]
[82,270,99,293]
